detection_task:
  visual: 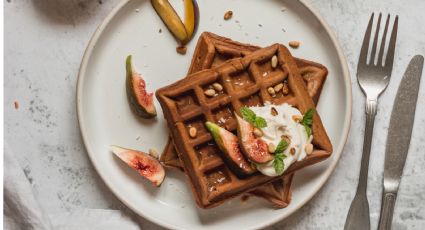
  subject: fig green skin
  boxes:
[235,114,274,164]
[126,55,157,119]
[205,121,256,177]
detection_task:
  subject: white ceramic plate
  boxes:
[77,0,351,229]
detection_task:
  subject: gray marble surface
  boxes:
[4,0,425,229]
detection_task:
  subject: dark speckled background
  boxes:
[4,0,425,229]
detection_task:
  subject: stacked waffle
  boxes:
[157,32,332,209]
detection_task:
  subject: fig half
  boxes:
[126,55,157,118]
[111,145,165,186]
[235,114,274,164]
[206,121,256,177]
[151,0,199,44]
[151,0,188,43]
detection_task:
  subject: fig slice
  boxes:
[235,114,274,164]
[111,145,165,186]
[126,55,157,119]
[206,121,256,177]
[151,0,188,44]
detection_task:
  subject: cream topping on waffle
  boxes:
[251,103,313,176]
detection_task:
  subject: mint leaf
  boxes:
[255,117,267,128]
[305,125,312,138]
[301,108,315,126]
[240,107,256,123]
[273,152,286,175]
[240,107,267,129]
[275,139,288,154]
[273,139,288,175]
[301,108,315,137]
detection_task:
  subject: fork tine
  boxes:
[358,13,374,66]
[377,14,390,66]
[384,15,398,72]
[369,13,382,65]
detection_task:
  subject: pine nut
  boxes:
[271,55,278,68]
[274,83,283,92]
[282,83,289,95]
[271,107,278,116]
[189,127,197,138]
[292,115,302,122]
[204,89,216,97]
[305,143,313,155]
[268,143,276,153]
[289,41,300,48]
[176,46,187,55]
[224,10,233,20]
[267,87,275,96]
[212,83,223,92]
[253,128,263,137]
[148,148,159,159]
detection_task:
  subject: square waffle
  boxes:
[160,32,328,207]
[156,44,332,208]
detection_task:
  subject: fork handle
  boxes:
[357,98,377,194]
[378,192,397,230]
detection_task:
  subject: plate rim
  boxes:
[76,0,352,229]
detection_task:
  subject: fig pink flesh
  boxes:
[220,129,253,171]
[132,74,156,114]
[236,115,273,164]
[113,146,165,186]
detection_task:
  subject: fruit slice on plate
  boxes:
[126,55,157,119]
[111,145,165,186]
[182,0,199,42]
[206,121,256,177]
[151,0,199,44]
[235,114,274,164]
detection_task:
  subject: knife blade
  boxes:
[384,55,423,191]
[378,55,424,230]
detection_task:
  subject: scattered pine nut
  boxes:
[189,127,197,138]
[282,83,289,95]
[224,10,233,20]
[292,115,302,122]
[176,46,187,55]
[271,55,278,68]
[305,143,313,155]
[271,107,278,116]
[274,83,283,92]
[204,89,216,97]
[253,128,263,137]
[267,87,275,96]
[148,148,159,159]
[212,83,223,92]
[290,147,296,155]
[289,41,300,48]
[268,143,276,153]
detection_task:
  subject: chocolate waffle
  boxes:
[156,43,332,208]
[160,32,327,208]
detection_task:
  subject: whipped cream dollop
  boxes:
[250,103,313,176]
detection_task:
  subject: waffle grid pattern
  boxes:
[157,44,332,208]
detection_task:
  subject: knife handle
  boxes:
[378,192,397,230]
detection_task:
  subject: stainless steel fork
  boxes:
[344,13,398,230]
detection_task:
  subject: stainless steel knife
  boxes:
[378,55,424,230]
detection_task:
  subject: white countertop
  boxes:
[4,0,425,229]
